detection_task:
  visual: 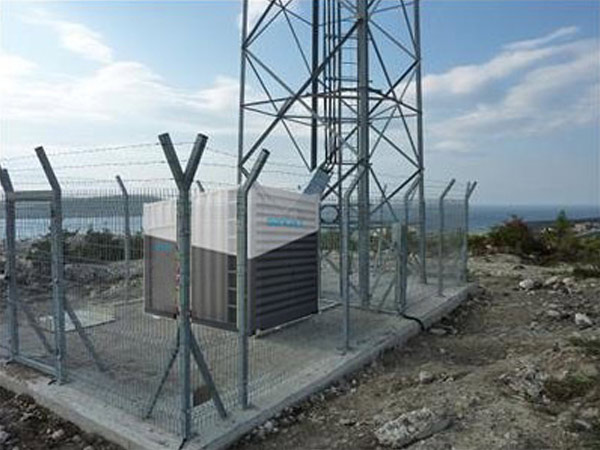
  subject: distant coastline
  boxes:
[470,204,600,232]
[0,201,597,239]
[526,216,600,231]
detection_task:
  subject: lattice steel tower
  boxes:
[237,0,426,306]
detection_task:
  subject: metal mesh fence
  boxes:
[0,182,471,440]
[55,189,183,433]
[17,201,54,364]
[0,192,7,360]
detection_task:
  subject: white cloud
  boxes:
[2,59,240,124]
[0,11,247,164]
[24,11,113,63]
[192,76,240,113]
[237,0,270,30]
[503,26,579,51]
[248,0,270,27]
[429,38,599,153]
[423,27,582,97]
[1,8,241,127]
[54,21,113,63]
[239,0,301,30]
[0,53,36,90]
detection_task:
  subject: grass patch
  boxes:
[570,338,600,358]
[544,375,596,402]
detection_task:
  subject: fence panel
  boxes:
[47,188,183,433]
[442,198,466,289]
[0,193,7,359]
[2,180,472,439]
[13,202,56,373]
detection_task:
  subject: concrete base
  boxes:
[0,284,476,450]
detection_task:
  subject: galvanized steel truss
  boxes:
[236,0,427,307]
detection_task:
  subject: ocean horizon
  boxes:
[0,203,598,240]
[470,204,600,232]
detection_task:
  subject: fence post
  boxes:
[237,149,270,409]
[340,188,351,352]
[392,222,409,313]
[35,147,66,383]
[0,167,18,358]
[461,181,477,283]
[340,167,367,352]
[399,179,418,311]
[159,133,207,440]
[399,223,409,312]
[403,179,419,234]
[115,176,130,302]
[437,179,456,296]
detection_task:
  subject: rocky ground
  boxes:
[233,253,599,450]
[0,387,121,450]
[1,253,599,449]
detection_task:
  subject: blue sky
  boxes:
[0,0,598,206]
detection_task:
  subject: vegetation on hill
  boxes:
[469,211,600,277]
[26,228,143,274]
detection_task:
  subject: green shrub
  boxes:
[539,213,600,271]
[575,236,600,277]
[26,230,77,275]
[488,215,544,256]
[540,210,580,262]
[26,228,143,269]
[468,234,489,256]
[69,228,124,262]
[477,212,598,269]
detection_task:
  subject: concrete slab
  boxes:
[0,283,476,450]
[39,306,115,332]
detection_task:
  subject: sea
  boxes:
[0,204,598,240]
[469,204,600,232]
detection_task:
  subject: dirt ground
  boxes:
[1,253,599,449]
[0,387,122,450]
[233,254,600,450]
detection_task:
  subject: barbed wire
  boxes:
[6,159,184,173]
[0,141,199,163]
[1,142,315,177]
[1,141,474,194]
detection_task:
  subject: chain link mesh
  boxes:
[0,186,470,439]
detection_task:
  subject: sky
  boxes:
[0,0,598,206]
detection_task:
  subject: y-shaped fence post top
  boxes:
[343,165,367,205]
[402,176,421,225]
[403,177,420,205]
[159,133,208,190]
[241,149,270,194]
[0,166,14,193]
[35,146,61,194]
[466,181,477,200]
[115,175,128,198]
[236,147,269,410]
[439,178,456,204]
